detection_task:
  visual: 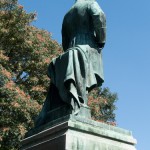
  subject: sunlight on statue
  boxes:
[35,0,106,127]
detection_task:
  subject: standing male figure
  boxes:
[59,0,106,111]
[35,0,106,126]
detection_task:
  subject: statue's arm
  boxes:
[89,2,106,48]
[62,18,69,51]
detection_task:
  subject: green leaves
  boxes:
[88,87,118,125]
[0,0,62,149]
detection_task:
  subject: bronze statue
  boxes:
[35,0,106,126]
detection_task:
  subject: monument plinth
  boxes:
[21,115,136,150]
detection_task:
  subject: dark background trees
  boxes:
[0,1,117,149]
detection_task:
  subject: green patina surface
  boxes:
[35,0,106,127]
[22,115,137,150]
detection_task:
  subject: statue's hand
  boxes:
[97,42,105,49]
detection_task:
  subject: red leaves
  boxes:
[4,81,14,90]
[88,87,117,125]
[0,50,9,61]
[1,68,11,79]
[36,33,45,42]
[31,86,46,92]
[18,5,23,9]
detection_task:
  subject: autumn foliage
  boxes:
[0,0,61,149]
[88,87,117,126]
[0,1,117,150]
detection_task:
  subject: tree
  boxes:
[88,87,118,125]
[0,0,61,149]
[0,64,40,150]
[0,0,61,104]
[0,1,118,149]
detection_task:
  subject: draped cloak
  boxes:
[48,45,104,113]
[47,0,106,113]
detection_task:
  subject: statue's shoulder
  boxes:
[63,6,74,22]
[87,1,103,14]
[64,4,75,16]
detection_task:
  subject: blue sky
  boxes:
[19,0,150,149]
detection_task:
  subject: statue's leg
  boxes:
[79,82,88,106]
[76,84,91,119]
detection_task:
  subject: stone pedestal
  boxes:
[21,115,136,150]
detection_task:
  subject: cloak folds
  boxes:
[48,45,104,113]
